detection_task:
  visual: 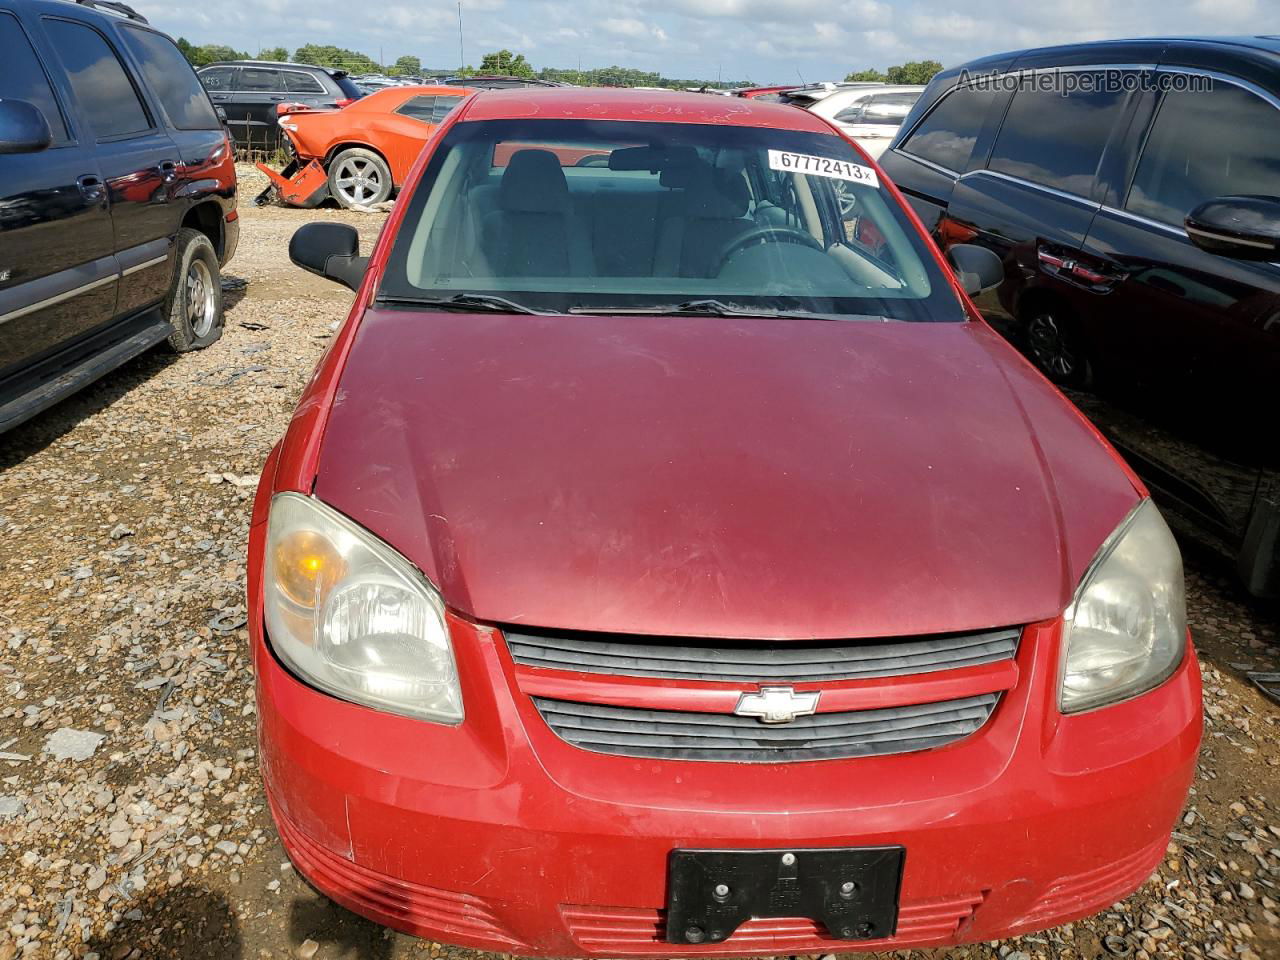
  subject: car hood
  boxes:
[314,309,1139,640]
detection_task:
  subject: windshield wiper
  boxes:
[377,293,556,316]
[568,299,879,321]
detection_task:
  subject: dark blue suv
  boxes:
[0,0,238,434]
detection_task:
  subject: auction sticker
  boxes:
[767,149,880,187]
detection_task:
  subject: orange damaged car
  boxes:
[256,85,475,209]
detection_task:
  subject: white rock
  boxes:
[43,728,105,762]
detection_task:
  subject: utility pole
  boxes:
[457,0,465,71]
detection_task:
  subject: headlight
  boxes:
[264,493,462,724]
[1059,499,1186,713]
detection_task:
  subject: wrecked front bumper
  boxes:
[253,158,330,209]
[250,598,1201,958]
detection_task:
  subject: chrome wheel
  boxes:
[1027,312,1078,379]
[185,258,216,339]
[333,155,383,206]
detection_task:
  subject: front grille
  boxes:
[507,627,1019,683]
[532,693,999,762]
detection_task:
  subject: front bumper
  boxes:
[251,595,1201,957]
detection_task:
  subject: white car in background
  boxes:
[786,84,925,159]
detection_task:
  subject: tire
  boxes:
[1022,301,1092,388]
[327,148,393,209]
[165,228,224,353]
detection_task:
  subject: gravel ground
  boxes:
[0,164,1278,960]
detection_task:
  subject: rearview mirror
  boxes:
[289,222,367,291]
[947,243,1003,297]
[1185,195,1280,262]
[0,99,52,155]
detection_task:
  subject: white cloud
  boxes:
[134,0,1259,84]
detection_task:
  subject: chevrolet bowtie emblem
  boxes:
[734,686,820,724]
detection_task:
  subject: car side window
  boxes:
[988,76,1126,196]
[0,11,69,142]
[900,84,998,173]
[396,95,438,123]
[838,93,918,126]
[238,67,283,92]
[42,17,150,140]
[119,26,219,130]
[1127,82,1280,226]
[432,95,462,123]
[199,66,233,91]
[283,71,325,94]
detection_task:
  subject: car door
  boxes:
[117,24,229,227]
[1073,71,1280,547]
[235,66,286,152]
[0,7,116,385]
[42,15,179,320]
[935,69,1137,358]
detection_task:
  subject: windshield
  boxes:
[380,117,964,321]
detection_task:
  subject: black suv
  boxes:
[0,0,237,434]
[880,37,1280,597]
[197,60,364,152]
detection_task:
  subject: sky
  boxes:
[138,0,1269,82]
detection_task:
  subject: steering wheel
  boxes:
[714,225,824,274]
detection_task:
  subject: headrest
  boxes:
[499,149,569,213]
[684,166,750,220]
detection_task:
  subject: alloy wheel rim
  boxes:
[334,157,382,205]
[186,258,215,338]
[1027,313,1077,378]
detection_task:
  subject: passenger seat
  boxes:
[481,150,593,276]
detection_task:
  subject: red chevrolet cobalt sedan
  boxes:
[248,88,1201,955]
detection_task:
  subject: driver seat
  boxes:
[654,165,755,278]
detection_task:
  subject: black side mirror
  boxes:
[214,105,228,124]
[1185,195,1280,262]
[289,222,367,291]
[947,243,1004,297]
[0,99,53,155]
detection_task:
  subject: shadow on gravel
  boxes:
[83,884,242,960]
[0,279,250,471]
[289,893,394,959]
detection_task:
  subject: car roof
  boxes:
[460,87,837,133]
[203,60,342,74]
[965,35,1280,65]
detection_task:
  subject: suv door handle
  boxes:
[269,95,285,101]
[77,174,106,204]
[158,160,179,182]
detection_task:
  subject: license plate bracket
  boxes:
[664,846,904,945]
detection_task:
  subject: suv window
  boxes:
[199,66,233,91]
[900,84,998,172]
[238,67,282,92]
[1127,82,1280,226]
[119,26,219,130]
[43,17,149,139]
[988,76,1126,196]
[283,70,325,94]
[0,12,68,142]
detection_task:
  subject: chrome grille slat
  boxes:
[508,627,1018,682]
[532,694,999,763]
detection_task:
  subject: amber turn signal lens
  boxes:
[272,529,345,608]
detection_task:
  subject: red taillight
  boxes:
[334,98,354,108]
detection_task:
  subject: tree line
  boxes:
[173,39,943,90]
